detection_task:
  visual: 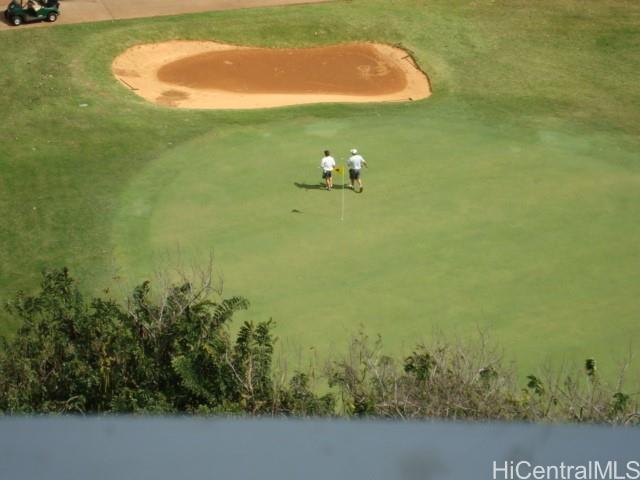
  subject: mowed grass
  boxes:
[112,111,639,378]
[1,0,639,381]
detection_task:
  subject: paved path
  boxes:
[1,0,334,30]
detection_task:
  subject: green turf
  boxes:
[1,0,639,383]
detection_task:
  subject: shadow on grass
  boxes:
[294,182,350,191]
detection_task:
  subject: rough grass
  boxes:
[0,0,639,382]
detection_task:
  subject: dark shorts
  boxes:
[349,168,361,180]
[322,171,332,179]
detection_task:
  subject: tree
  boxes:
[1,268,637,423]
[0,268,332,415]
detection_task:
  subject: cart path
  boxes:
[1,0,334,30]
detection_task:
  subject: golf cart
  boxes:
[4,0,60,26]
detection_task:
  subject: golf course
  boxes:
[1,0,639,383]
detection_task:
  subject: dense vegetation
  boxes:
[0,268,333,415]
[1,269,637,424]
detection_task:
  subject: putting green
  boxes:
[2,0,639,386]
[111,108,640,377]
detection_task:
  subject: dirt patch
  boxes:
[112,41,431,109]
[156,89,190,106]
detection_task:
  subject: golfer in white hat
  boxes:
[347,148,368,192]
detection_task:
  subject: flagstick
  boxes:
[341,167,345,222]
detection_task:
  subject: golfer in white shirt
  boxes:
[320,150,336,191]
[347,148,368,192]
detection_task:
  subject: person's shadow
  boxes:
[293,182,323,190]
[294,182,348,190]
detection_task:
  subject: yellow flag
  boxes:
[334,166,344,174]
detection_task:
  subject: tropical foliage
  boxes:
[0,269,636,424]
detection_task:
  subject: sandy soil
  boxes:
[112,41,431,109]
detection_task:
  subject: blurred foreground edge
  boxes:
[0,417,638,480]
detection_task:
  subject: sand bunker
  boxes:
[112,41,431,109]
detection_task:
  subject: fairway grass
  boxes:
[1,0,639,383]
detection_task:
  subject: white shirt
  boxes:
[320,155,336,172]
[347,154,366,170]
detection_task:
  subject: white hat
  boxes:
[350,148,358,154]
